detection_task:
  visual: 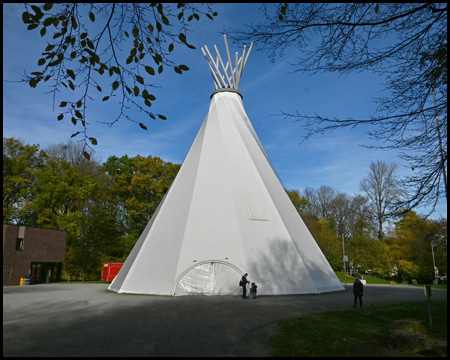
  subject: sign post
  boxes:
[424,284,433,332]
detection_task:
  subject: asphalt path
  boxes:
[3,283,447,357]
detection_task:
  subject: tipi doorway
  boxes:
[174,261,242,296]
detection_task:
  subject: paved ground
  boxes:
[3,283,446,357]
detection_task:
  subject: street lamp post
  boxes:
[342,235,347,285]
[431,241,438,285]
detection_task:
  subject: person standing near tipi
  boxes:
[241,273,249,298]
[352,276,364,307]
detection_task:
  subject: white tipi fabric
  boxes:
[109,90,344,296]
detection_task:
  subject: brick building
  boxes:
[3,225,67,286]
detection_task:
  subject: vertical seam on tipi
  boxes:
[170,117,209,294]
[213,93,252,273]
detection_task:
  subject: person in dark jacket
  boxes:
[249,282,257,299]
[353,276,364,307]
[241,273,249,298]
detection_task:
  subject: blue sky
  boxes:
[3,3,446,219]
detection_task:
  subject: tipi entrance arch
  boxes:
[173,261,242,296]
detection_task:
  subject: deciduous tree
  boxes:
[390,210,446,283]
[3,138,46,224]
[360,160,404,239]
[103,154,180,238]
[30,142,124,279]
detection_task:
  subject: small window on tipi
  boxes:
[245,195,269,221]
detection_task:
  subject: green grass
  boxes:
[267,299,447,357]
[335,271,391,284]
[335,271,448,288]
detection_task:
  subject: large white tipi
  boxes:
[109,35,344,296]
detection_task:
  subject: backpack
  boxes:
[239,280,243,286]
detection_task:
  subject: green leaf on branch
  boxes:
[43,17,54,27]
[31,5,43,17]
[22,12,30,24]
[67,69,76,80]
[145,66,155,75]
[136,75,144,84]
[71,16,78,30]
[142,90,156,101]
[153,54,162,64]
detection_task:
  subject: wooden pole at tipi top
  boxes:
[201,34,253,91]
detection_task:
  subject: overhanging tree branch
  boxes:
[228,3,447,214]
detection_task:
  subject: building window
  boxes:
[16,237,24,251]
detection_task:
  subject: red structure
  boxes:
[102,263,123,283]
[3,225,67,286]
